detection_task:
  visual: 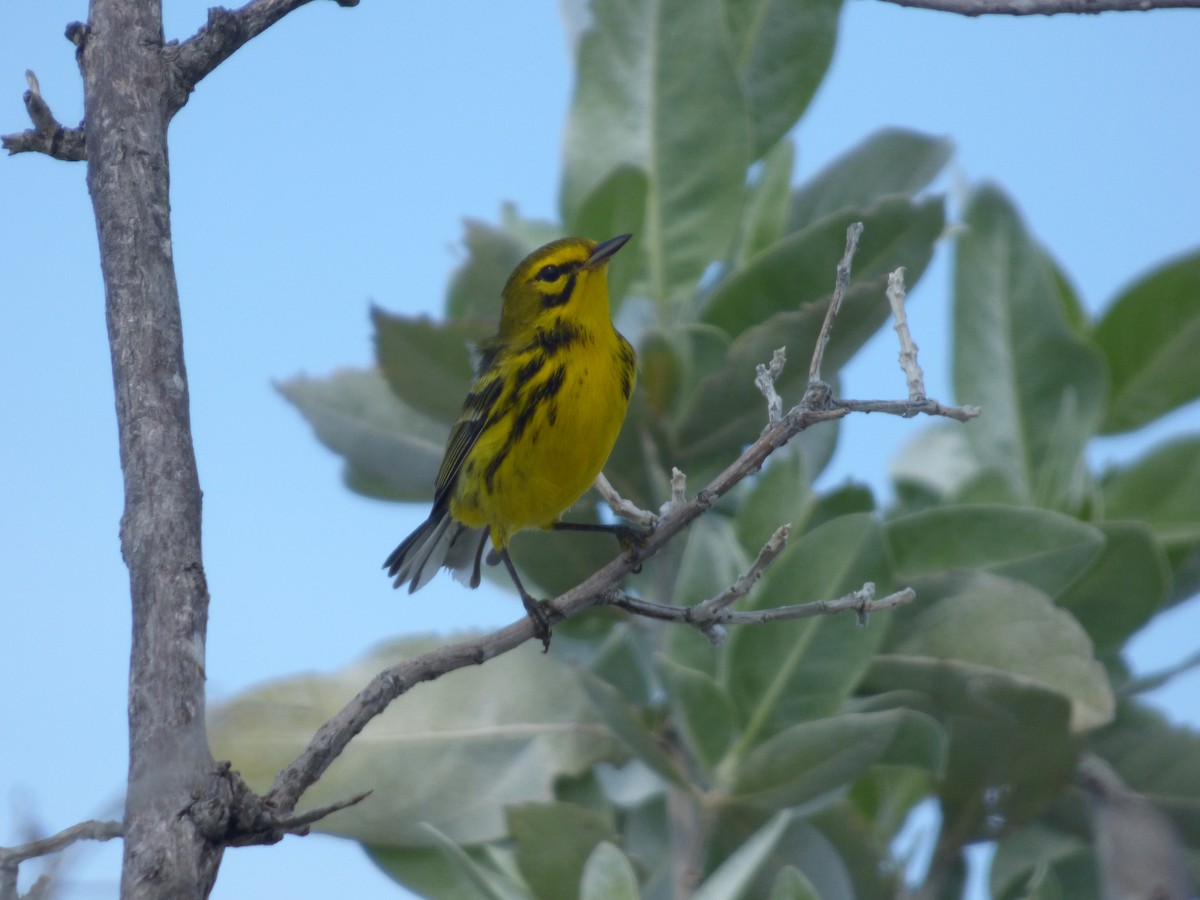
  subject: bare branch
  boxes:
[1,71,86,160]
[167,0,359,113]
[809,222,863,384]
[0,820,123,900]
[661,467,688,517]
[887,268,928,402]
[755,347,787,426]
[684,524,792,644]
[594,472,658,528]
[834,396,980,422]
[877,0,1199,14]
[609,583,916,630]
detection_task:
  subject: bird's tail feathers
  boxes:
[385,507,489,592]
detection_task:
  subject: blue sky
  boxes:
[1,1,1198,897]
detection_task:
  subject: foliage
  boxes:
[213,0,1200,895]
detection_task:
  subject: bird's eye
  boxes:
[536,264,562,283]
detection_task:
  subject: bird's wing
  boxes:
[431,359,505,507]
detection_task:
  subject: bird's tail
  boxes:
[384,504,489,592]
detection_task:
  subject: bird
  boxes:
[385,233,638,648]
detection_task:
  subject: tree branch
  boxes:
[0,821,123,900]
[259,223,976,819]
[610,583,916,632]
[4,1,359,160]
[166,0,359,114]
[1,71,86,160]
[876,0,1199,14]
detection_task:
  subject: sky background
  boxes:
[2,1,1198,897]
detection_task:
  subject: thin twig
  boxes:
[809,222,863,384]
[887,268,926,402]
[609,584,915,630]
[685,524,791,644]
[755,347,787,427]
[1122,647,1200,697]
[594,472,658,527]
[878,0,1199,14]
[833,397,980,422]
[660,467,688,518]
[0,819,123,899]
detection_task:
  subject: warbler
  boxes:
[385,234,638,646]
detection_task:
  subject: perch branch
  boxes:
[877,0,1200,13]
[259,221,975,820]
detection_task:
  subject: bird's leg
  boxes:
[551,520,651,567]
[497,549,554,652]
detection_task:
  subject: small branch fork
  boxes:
[2,0,359,159]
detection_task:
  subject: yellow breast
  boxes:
[450,325,635,548]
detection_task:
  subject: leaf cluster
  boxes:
[233,0,1200,896]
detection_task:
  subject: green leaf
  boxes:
[208,636,620,846]
[880,574,1114,732]
[735,448,812,555]
[561,0,751,305]
[446,219,530,321]
[692,811,795,900]
[567,164,649,309]
[726,514,893,751]
[1102,436,1200,602]
[789,128,954,231]
[725,0,842,159]
[671,515,752,608]
[1093,248,1200,433]
[367,835,528,900]
[703,815,858,900]
[768,866,820,900]
[890,424,986,504]
[373,309,488,423]
[577,669,687,787]
[807,805,900,900]
[1057,521,1170,653]
[729,709,945,809]
[867,654,1081,834]
[885,505,1105,598]
[734,140,797,267]
[278,368,445,501]
[1090,700,1200,839]
[953,185,1107,510]
[657,655,737,775]
[702,195,943,340]
[989,824,1087,900]
[579,842,640,900]
[508,803,618,900]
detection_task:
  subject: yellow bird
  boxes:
[385,234,637,645]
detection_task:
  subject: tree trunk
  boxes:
[82,0,220,895]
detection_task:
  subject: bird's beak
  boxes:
[587,233,633,268]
